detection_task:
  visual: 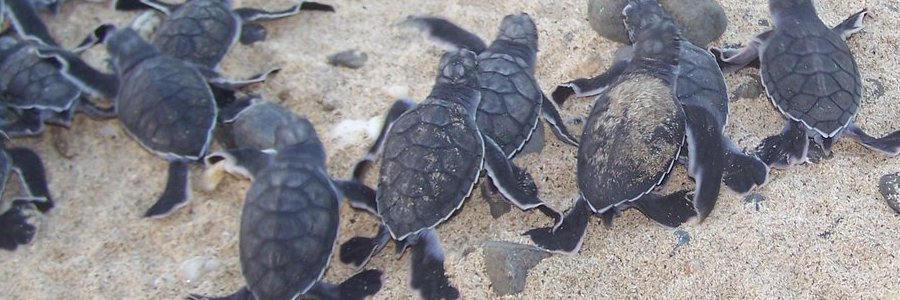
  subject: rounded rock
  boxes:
[587,0,727,47]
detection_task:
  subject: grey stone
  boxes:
[327,49,368,69]
[879,172,900,214]
[482,241,551,296]
[587,0,728,47]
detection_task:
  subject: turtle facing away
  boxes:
[711,2,898,167]
[38,27,218,218]
[0,135,53,251]
[338,49,562,299]
[526,0,723,254]
[404,13,578,158]
[192,101,383,300]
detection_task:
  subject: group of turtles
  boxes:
[0,0,897,299]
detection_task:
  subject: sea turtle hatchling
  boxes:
[113,0,333,70]
[526,0,722,254]
[404,13,579,157]
[38,27,218,219]
[711,2,898,167]
[339,49,562,299]
[192,100,384,300]
[549,42,770,193]
[0,134,53,251]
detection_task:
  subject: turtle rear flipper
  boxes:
[306,269,383,300]
[709,30,772,73]
[112,0,174,14]
[409,230,459,300]
[756,121,809,168]
[540,93,579,147]
[723,140,769,194]
[0,110,45,138]
[0,200,37,251]
[404,16,488,53]
[201,67,280,91]
[186,287,253,300]
[845,124,900,156]
[352,99,416,181]
[144,160,190,218]
[630,190,696,228]
[482,135,562,224]
[682,105,724,220]
[35,46,120,99]
[552,58,629,107]
[8,147,53,212]
[340,225,390,268]
[832,8,869,40]
[524,197,591,254]
[334,180,377,214]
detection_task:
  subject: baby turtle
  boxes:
[39,27,218,218]
[712,2,898,167]
[114,0,333,70]
[526,0,722,254]
[0,135,53,251]
[551,47,769,193]
[405,13,578,157]
[339,49,562,299]
[193,102,383,300]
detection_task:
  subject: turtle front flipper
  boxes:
[306,269,383,300]
[408,229,460,300]
[334,180,377,214]
[709,30,772,73]
[845,124,900,156]
[630,190,697,228]
[186,287,253,300]
[482,135,562,224]
[404,16,488,53]
[203,148,275,189]
[235,2,333,22]
[524,197,592,254]
[35,47,120,99]
[352,99,416,181]
[8,147,53,212]
[5,0,59,46]
[832,8,869,40]
[756,121,810,168]
[202,67,280,91]
[552,59,629,107]
[540,93,579,147]
[0,200,37,251]
[682,105,725,220]
[723,140,769,194]
[143,160,190,218]
[339,224,391,268]
[112,0,175,14]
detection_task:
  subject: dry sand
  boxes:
[1,0,899,299]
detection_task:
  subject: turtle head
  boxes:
[436,48,478,86]
[105,27,159,74]
[769,0,817,25]
[496,13,539,51]
[273,119,326,167]
[623,0,680,62]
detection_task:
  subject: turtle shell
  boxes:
[240,160,339,299]
[378,101,484,240]
[675,42,729,128]
[761,22,861,138]
[578,73,685,212]
[152,0,239,69]
[0,43,80,112]
[474,51,541,157]
[117,56,216,159]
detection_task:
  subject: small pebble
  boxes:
[732,75,764,100]
[878,172,900,214]
[327,49,368,69]
[482,241,551,296]
[588,0,728,47]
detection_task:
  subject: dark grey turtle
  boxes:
[338,49,562,299]
[405,13,578,158]
[38,27,218,218]
[114,0,333,70]
[712,2,898,167]
[526,0,722,254]
[0,135,53,251]
[550,45,769,193]
[192,103,383,300]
